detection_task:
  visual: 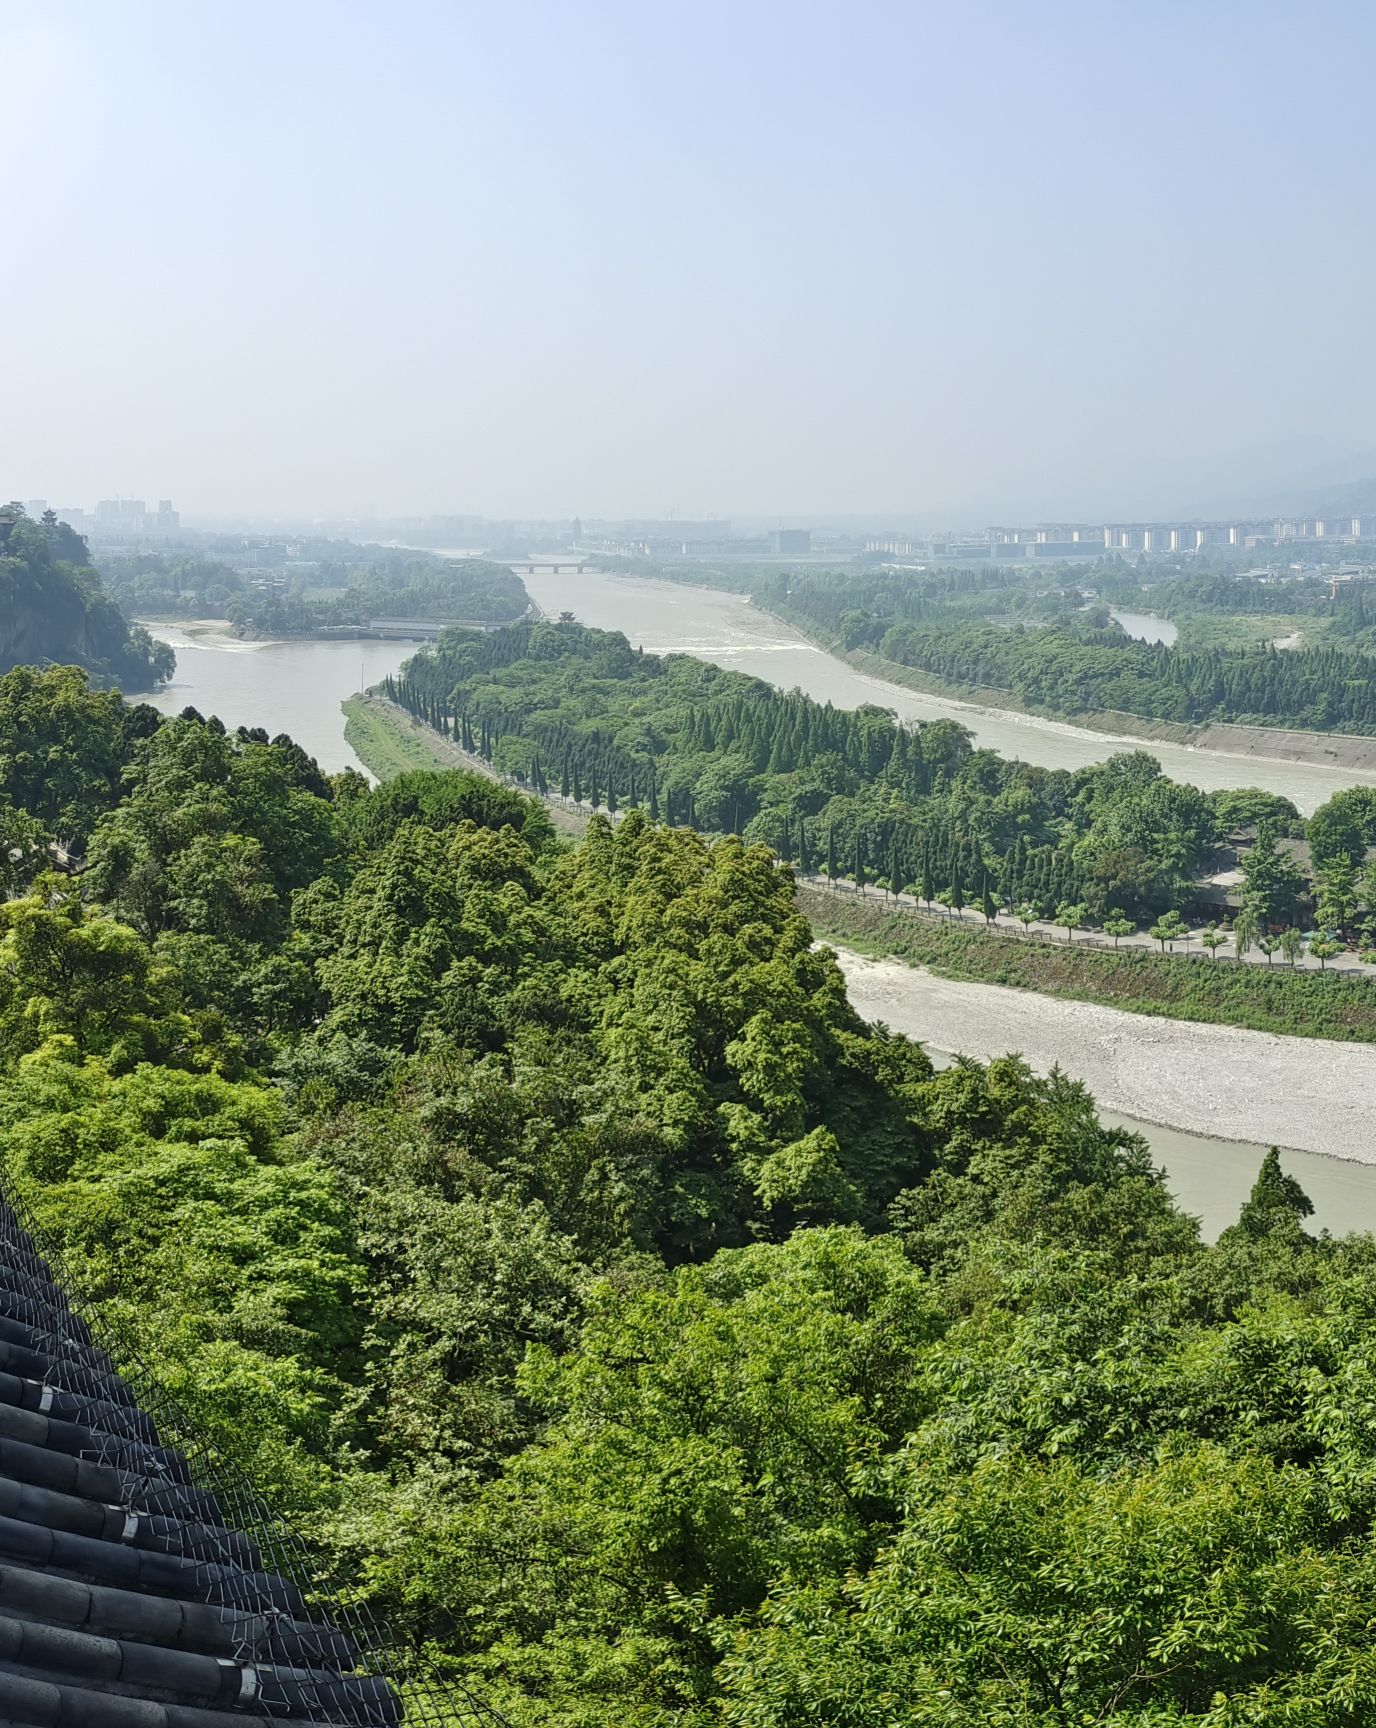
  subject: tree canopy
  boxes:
[0,506,174,690]
[0,669,1373,1724]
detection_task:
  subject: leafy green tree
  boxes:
[402,1230,940,1716]
[0,664,155,845]
[0,882,178,1066]
[1055,900,1086,943]
[0,797,46,897]
[1307,785,1376,869]
[1232,905,1259,960]
[1103,912,1134,948]
[1230,1146,1314,1240]
[0,1052,355,1494]
[719,1445,1353,1725]
[1239,823,1304,929]
[1201,922,1227,960]
[1316,854,1358,936]
[1148,910,1188,952]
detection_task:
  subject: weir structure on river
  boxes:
[0,1176,506,1726]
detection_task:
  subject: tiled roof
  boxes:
[0,1199,499,1727]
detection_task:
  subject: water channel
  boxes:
[145,580,1376,1239]
[1109,607,1178,646]
[143,624,411,774]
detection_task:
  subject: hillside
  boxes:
[4,664,1376,1721]
[0,506,174,689]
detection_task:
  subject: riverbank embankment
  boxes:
[799,888,1376,1043]
[716,591,1376,771]
[832,945,1376,1165]
[342,694,590,833]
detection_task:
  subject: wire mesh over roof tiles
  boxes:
[0,1183,508,1727]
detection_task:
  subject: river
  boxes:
[835,948,1376,1240]
[142,623,412,775]
[521,569,1375,816]
[1109,607,1178,646]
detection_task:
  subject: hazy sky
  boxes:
[5,1,1375,524]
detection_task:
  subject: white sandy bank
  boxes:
[832,947,1376,1165]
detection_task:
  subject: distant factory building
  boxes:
[769,528,811,553]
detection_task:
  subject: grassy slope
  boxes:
[343,694,590,834]
[802,888,1376,1045]
[342,694,453,780]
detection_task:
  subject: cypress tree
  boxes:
[827,822,838,888]
[649,774,660,821]
[854,828,866,893]
[980,873,998,925]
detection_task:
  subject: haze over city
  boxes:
[7,0,1376,525]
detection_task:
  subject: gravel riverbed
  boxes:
[833,947,1376,1164]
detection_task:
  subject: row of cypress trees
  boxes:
[380,662,1093,915]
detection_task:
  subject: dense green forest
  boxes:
[0,506,175,689]
[382,619,1376,946]
[872,616,1376,731]
[98,551,251,617]
[10,662,1376,1720]
[100,543,528,634]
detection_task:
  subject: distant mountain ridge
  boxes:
[0,507,174,691]
[1278,474,1376,520]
